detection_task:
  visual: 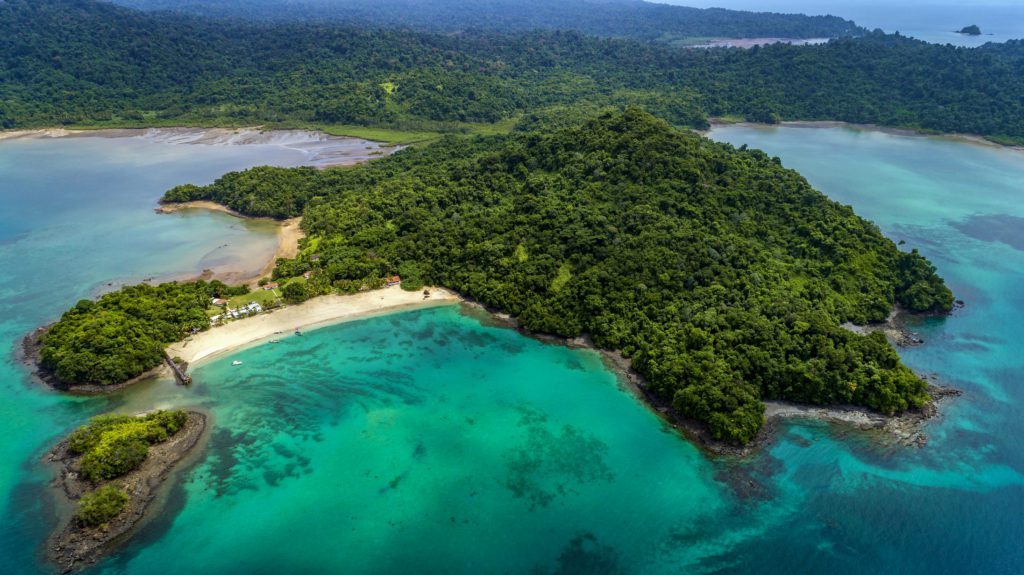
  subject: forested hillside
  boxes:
[111,0,864,42]
[39,281,247,386]
[2,1,1023,143]
[160,110,953,443]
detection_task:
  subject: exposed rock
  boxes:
[46,411,208,573]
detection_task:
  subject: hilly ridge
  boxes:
[151,110,953,443]
[110,0,865,41]
[3,1,1024,144]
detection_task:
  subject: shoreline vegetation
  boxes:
[606,328,961,456]
[29,110,958,447]
[20,328,170,395]
[45,410,208,573]
[464,300,960,456]
[7,2,1024,148]
[21,286,462,393]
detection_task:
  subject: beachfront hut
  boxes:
[385,276,401,286]
[211,298,228,307]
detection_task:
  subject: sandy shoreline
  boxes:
[156,201,305,286]
[155,200,248,218]
[261,217,304,281]
[168,286,461,367]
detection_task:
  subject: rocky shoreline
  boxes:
[765,384,962,448]
[841,301,965,348]
[18,327,168,394]
[457,300,960,457]
[603,346,961,456]
[45,411,208,573]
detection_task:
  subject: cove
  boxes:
[1,124,1023,574]
[0,130,384,573]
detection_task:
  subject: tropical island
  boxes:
[1,0,1019,572]
[958,25,983,36]
[34,110,954,445]
[45,409,206,572]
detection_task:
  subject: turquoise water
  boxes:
[2,126,1023,573]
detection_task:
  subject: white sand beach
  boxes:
[167,286,461,366]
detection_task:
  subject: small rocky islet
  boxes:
[45,410,207,573]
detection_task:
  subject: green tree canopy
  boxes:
[167,110,952,443]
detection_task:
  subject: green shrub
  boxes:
[67,414,134,455]
[66,410,189,482]
[75,485,129,527]
[80,434,150,482]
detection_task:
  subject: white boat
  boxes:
[232,361,243,366]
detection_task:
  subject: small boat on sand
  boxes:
[232,361,243,366]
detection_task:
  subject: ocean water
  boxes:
[705,125,1024,573]
[1,126,1023,574]
[668,1,1024,46]
[0,131,383,573]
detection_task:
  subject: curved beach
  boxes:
[167,286,461,366]
[167,211,304,287]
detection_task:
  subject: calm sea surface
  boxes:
[672,1,1024,46]
[1,126,1022,574]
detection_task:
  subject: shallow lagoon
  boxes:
[1,126,1023,574]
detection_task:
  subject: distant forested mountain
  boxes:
[110,0,865,42]
[2,0,1024,144]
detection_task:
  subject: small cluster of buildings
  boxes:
[209,299,263,324]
